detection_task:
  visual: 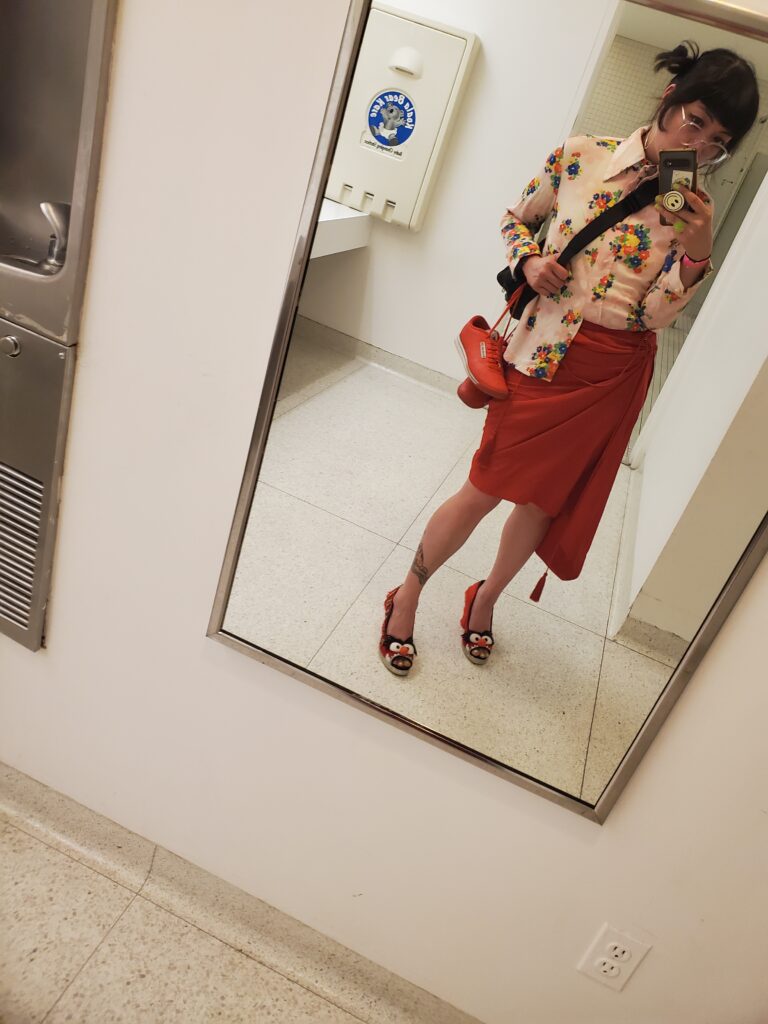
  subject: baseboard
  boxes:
[295,315,463,398]
[0,760,482,1024]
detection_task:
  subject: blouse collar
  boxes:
[604,125,657,181]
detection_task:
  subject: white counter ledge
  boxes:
[310,199,371,259]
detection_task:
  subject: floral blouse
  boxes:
[500,126,714,380]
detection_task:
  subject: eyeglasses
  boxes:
[677,105,730,168]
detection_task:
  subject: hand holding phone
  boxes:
[658,149,698,226]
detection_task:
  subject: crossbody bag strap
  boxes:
[555,178,659,266]
[498,177,660,300]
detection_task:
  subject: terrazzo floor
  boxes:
[0,763,478,1024]
[224,320,682,804]
[1,824,371,1024]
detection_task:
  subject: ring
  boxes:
[673,219,685,233]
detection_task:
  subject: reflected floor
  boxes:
[225,319,676,803]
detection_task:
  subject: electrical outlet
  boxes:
[607,940,632,962]
[577,923,652,991]
[594,958,621,977]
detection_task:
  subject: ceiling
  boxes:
[618,1,768,82]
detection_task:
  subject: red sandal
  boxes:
[379,586,417,676]
[460,580,495,665]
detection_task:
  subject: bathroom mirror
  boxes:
[210,0,768,821]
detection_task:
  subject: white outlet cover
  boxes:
[577,922,652,992]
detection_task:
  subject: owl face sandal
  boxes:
[460,580,495,665]
[379,586,417,676]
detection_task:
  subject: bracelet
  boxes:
[682,251,710,267]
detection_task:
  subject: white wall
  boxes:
[627,172,768,614]
[629,357,768,638]
[299,0,619,379]
[2,3,768,1023]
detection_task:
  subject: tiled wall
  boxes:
[574,35,661,139]
[574,34,768,181]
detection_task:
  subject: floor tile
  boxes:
[400,451,631,636]
[44,896,363,1024]
[0,763,154,892]
[273,324,366,419]
[294,316,466,398]
[309,546,605,796]
[224,482,395,664]
[611,615,689,669]
[259,363,481,541]
[233,334,679,803]
[398,442,512,556]
[580,641,672,804]
[142,847,478,1024]
[502,464,630,636]
[0,822,133,1024]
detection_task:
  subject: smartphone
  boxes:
[658,149,698,226]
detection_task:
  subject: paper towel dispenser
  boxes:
[325,2,477,230]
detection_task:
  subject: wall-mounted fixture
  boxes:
[325,2,477,230]
[0,0,118,651]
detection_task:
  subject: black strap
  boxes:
[498,177,659,307]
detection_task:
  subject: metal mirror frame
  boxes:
[208,0,768,823]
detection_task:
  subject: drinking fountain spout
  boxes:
[40,201,71,267]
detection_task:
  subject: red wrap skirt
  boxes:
[469,320,657,597]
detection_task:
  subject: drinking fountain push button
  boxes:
[0,335,21,356]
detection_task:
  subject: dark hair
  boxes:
[652,41,760,156]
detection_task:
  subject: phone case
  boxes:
[659,149,698,226]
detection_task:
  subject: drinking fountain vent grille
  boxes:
[0,462,44,630]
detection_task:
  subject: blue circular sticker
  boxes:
[368,91,416,147]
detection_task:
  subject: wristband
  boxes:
[682,251,710,267]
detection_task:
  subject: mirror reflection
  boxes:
[224,1,768,802]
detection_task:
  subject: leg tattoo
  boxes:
[410,542,430,587]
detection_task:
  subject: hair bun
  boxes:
[654,40,700,78]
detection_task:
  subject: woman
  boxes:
[379,41,760,676]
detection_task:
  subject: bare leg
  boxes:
[468,502,553,633]
[387,479,501,640]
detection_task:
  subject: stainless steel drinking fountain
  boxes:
[0,0,118,650]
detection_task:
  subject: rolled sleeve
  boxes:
[500,213,541,276]
[501,145,563,277]
[637,255,714,330]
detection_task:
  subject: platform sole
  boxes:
[379,649,412,676]
[461,643,491,666]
